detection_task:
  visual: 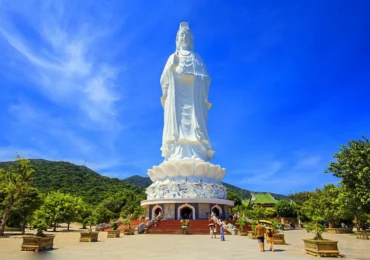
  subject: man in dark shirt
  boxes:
[254,222,266,252]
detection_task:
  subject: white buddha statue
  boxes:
[160,22,215,162]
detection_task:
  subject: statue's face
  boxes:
[176,30,193,51]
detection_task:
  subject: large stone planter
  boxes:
[303,239,340,257]
[326,228,353,234]
[273,233,286,245]
[21,235,55,252]
[80,232,99,242]
[107,230,120,238]
[123,229,135,235]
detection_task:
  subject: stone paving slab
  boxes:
[0,229,368,259]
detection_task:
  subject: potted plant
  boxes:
[235,218,247,236]
[269,219,286,245]
[107,222,120,238]
[21,219,55,252]
[80,216,99,242]
[303,217,340,257]
[123,217,134,235]
[180,219,190,234]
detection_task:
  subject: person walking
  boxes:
[209,221,216,239]
[220,221,226,241]
[254,222,266,252]
[266,227,274,252]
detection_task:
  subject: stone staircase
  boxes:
[103,219,251,235]
[146,220,210,234]
[145,220,245,235]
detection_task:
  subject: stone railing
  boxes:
[136,223,146,234]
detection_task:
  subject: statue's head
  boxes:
[176,22,194,51]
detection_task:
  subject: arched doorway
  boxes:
[211,205,223,218]
[177,204,196,220]
[152,205,163,219]
[180,207,192,219]
[212,207,220,217]
[155,207,162,216]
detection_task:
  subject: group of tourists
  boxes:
[254,221,275,252]
[208,219,226,241]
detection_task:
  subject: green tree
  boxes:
[289,191,314,221]
[37,191,66,231]
[0,156,35,236]
[93,204,114,223]
[227,191,242,207]
[77,202,93,229]
[275,200,295,217]
[301,185,352,227]
[246,206,266,221]
[59,194,85,231]
[325,136,370,230]
[265,208,277,218]
[13,188,43,234]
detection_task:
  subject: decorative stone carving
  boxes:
[199,203,210,219]
[164,204,175,219]
[146,179,226,200]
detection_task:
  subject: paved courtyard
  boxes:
[0,228,368,260]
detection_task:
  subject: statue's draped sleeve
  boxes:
[160,54,178,157]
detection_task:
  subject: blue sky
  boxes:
[1,1,369,195]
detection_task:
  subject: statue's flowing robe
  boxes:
[160,52,215,161]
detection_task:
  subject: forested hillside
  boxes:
[0,159,145,205]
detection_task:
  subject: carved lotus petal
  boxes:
[207,165,220,179]
[179,163,192,177]
[161,162,178,177]
[153,166,166,179]
[216,168,226,180]
[194,163,208,177]
[147,169,158,182]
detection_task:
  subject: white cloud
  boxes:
[0,1,121,130]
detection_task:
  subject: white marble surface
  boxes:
[147,159,226,182]
[146,179,227,200]
[160,22,214,162]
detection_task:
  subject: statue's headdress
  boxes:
[176,22,194,51]
[179,22,190,32]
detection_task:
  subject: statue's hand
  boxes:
[172,53,179,68]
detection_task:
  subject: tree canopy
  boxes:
[0,156,35,236]
[325,136,370,228]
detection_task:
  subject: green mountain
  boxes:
[0,159,145,205]
[123,175,152,189]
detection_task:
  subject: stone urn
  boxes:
[303,239,340,257]
[21,235,55,252]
